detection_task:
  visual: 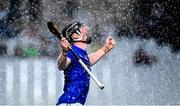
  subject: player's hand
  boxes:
[104,36,116,50]
[59,37,70,53]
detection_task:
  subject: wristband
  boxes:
[62,48,68,53]
[61,48,68,56]
[101,45,110,54]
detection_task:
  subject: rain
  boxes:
[0,0,179,105]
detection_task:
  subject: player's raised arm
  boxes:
[89,36,116,66]
[57,37,71,71]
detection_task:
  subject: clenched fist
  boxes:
[60,37,70,53]
[102,36,116,53]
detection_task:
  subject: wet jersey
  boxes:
[56,45,91,105]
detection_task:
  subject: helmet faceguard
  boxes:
[62,21,92,44]
[62,21,82,43]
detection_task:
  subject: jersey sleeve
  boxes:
[67,50,75,62]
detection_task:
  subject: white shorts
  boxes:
[59,103,83,106]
